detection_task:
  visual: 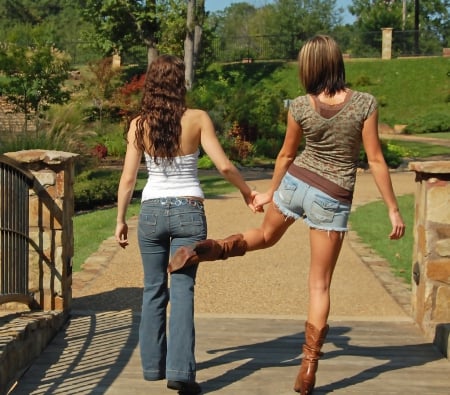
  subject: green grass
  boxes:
[421,132,450,140]
[344,58,449,126]
[73,201,141,272]
[349,194,414,284]
[279,57,449,126]
[382,139,450,158]
[73,174,238,271]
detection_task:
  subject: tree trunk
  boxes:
[414,0,420,54]
[194,25,202,66]
[147,46,158,70]
[184,0,196,90]
[193,0,205,70]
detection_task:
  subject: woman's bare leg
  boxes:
[307,228,345,328]
[243,202,295,251]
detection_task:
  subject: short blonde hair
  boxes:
[298,35,346,96]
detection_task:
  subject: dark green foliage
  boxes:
[74,169,120,211]
[190,61,291,149]
[404,112,450,134]
[253,137,283,158]
[0,40,71,131]
[358,140,404,169]
[198,155,214,169]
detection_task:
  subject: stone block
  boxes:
[426,181,450,223]
[433,323,450,358]
[433,286,450,321]
[427,260,450,282]
[32,170,56,188]
[436,238,450,257]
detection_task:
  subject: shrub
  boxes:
[198,155,214,169]
[91,143,108,159]
[113,73,145,119]
[404,112,450,134]
[253,137,283,158]
[358,140,403,169]
[223,122,254,162]
[74,169,120,211]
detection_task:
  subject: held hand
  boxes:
[388,209,406,240]
[115,222,129,248]
[253,191,273,213]
[244,190,261,213]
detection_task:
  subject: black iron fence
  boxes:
[210,30,446,62]
[0,155,34,307]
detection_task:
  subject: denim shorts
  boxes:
[273,173,351,232]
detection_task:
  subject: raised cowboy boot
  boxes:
[294,321,329,394]
[168,234,247,273]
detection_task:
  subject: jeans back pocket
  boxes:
[309,195,339,224]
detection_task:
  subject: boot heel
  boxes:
[168,246,197,272]
[293,322,329,394]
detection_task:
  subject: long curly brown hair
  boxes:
[135,55,187,163]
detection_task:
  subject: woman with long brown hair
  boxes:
[115,55,256,395]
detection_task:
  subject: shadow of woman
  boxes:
[316,325,446,393]
[196,324,445,394]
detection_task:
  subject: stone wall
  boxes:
[0,150,76,393]
[3,150,77,311]
[409,161,450,357]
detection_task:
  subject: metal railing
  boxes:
[0,155,35,306]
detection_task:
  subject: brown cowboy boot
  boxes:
[168,234,247,273]
[294,321,329,394]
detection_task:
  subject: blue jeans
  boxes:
[137,197,207,382]
[273,173,352,232]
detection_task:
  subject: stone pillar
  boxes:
[4,150,77,312]
[112,53,121,70]
[409,161,450,357]
[381,28,393,60]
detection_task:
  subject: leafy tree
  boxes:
[0,0,65,26]
[349,0,403,55]
[0,0,97,64]
[349,0,449,56]
[77,0,202,69]
[209,0,340,61]
[417,0,450,48]
[77,0,159,67]
[210,3,258,60]
[0,28,71,132]
[268,0,339,57]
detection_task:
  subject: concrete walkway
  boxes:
[8,170,450,394]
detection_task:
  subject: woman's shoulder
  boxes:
[184,108,208,118]
[291,94,309,103]
[351,90,376,102]
[350,91,378,117]
[289,95,311,118]
[183,108,213,129]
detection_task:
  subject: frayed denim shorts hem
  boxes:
[273,173,351,232]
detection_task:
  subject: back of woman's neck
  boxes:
[315,89,349,105]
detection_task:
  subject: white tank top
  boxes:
[141,149,204,201]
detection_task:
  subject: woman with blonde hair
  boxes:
[169,36,405,394]
[115,55,256,394]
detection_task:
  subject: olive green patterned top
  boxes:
[291,90,377,192]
